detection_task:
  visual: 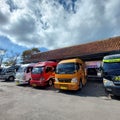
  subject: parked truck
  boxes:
[15,63,35,85]
[30,61,57,87]
[0,65,20,81]
[54,58,86,90]
[103,54,120,96]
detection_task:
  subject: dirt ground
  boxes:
[0,80,120,120]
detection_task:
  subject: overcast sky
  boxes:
[0,0,120,53]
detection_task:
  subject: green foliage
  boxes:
[22,48,40,62]
[3,52,20,66]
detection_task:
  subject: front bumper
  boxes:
[105,86,120,96]
[15,79,29,85]
[103,79,120,96]
[30,80,47,87]
[54,82,79,90]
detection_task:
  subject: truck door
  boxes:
[45,66,54,80]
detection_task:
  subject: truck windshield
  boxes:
[103,62,120,77]
[1,68,7,73]
[32,67,44,74]
[17,67,26,73]
[103,62,120,72]
[56,63,76,74]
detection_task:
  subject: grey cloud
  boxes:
[6,0,18,12]
[58,0,77,13]
[9,15,35,36]
[0,11,9,25]
[0,0,120,50]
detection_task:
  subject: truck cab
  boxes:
[0,65,20,81]
[15,63,35,85]
[103,54,120,96]
[54,58,86,90]
[30,61,57,87]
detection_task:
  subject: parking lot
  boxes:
[0,79,120,120]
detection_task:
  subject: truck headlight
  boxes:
[71,78,78,83]
[55,78,58,82]
[103,79,114,86]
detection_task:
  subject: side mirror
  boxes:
[45,67,53,73]
[45,67,49,73]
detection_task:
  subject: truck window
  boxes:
[56,63,76,74]
[103,62,120,72]
[1,68,6,73]
[6,70,12,73]
[45,67,53,73]
[103,62,120,77]
[75,63,82,71]
[17,67,26,73]
[26,67,33,73]
[32,67,44,74]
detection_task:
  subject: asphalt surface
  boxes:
[0,80,120,120]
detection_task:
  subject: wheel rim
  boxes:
[49,80,53,86]
[9,77,14,81]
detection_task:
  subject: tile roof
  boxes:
[27,36,120,62]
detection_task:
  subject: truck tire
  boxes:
[8,76,14,81]
[104,88,110,96]
[48,79,53,86]
[79,80,83,90]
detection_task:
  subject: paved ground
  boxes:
[0,80,120,120]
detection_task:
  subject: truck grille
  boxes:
[58,78,71,83]
[114,82,120,86]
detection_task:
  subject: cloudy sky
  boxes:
[0,0,120,54]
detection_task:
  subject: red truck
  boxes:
[30,61,57,87]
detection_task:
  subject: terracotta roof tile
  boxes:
[28,36,120,62]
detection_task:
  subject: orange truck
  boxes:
[30,61,57,87]
[54,58,86,90]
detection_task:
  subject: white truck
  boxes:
[0,65,20,81]
[15,63,35,85]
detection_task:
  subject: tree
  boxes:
[3,52,20,66]
[22,48,40,63]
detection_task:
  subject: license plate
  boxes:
[60,86,67,90]
[32,84,37,87]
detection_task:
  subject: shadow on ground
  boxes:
[1,79,119,100]
[57,80,106,97]
[56,80,120,100]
